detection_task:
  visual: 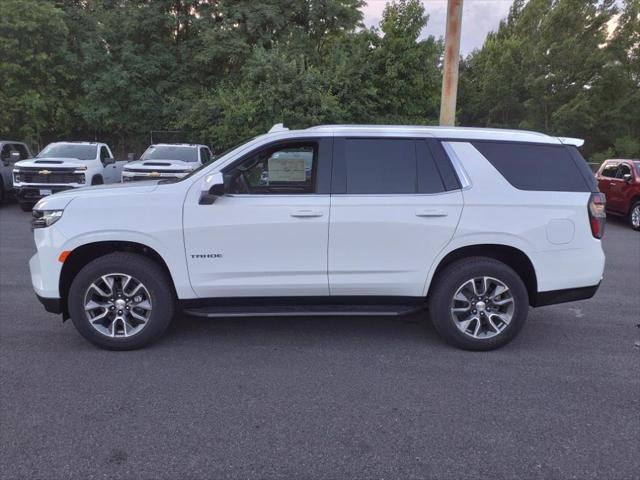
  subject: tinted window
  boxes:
[345,138,416,194]
[10,144,30,159]
[416,140,446,193]
[616,163,631,178]
[37,143,97,160]
[0,144,11,161]
[227,143,316,194]
[472,142,591,192]
[601,163,618,178]
[99,146,110,160]
[200,147,210,163]
[141,145,199,162]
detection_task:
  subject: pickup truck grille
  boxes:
[18,171,85,184]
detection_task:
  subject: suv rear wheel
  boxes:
[428,257,529,350]
[68,252,174,350]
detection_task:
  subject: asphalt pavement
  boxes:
[1,201,638,479]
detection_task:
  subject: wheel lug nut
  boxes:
[118,310,122,315]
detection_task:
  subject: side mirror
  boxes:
[623,173,632,183]
[103,157,115,165]
[199,172,225,205]
[9,151,21,163]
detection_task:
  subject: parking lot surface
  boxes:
[1,202,638,479]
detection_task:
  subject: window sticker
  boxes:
[268,156,306,182]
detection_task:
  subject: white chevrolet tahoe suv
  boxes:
[29,125,606,351]
[13,141,126,211]
[121,143,213,182]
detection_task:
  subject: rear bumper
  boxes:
[531,282,600,307]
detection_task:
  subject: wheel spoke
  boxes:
[134,299,152,311]
[129,309,148,323]
[90,309,109,323]
[492,296,514,306]
[84,299,110,311]
[487,317,501,333]
[490,312,511,326]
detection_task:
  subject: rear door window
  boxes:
[335,138,446,195]
[472,141,592,192]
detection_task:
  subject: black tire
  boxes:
[18,201,34,212]
[68,252,175,350]
[629,201,640,231]
[91,175,104,185]
[428,257,529,351]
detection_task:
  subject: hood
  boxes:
[34,182,159,211]
[124,160,198,171]
[14,157,88,169]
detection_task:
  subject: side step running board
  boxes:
[183,304,425,318]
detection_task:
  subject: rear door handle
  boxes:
[290,210,324,218]
[415,209,448,217]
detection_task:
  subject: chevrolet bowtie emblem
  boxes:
[149,171,160,177]
[38,170,51,175]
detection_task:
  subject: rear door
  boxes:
[328,137,463,297]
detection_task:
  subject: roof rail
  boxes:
[268,123,289,133]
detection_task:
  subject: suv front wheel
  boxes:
[68,252,175,350]
[428,257,529,351]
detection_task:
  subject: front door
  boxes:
[328,137,463,297]
[183,138,332,298]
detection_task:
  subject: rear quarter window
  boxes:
[471,141,593,192]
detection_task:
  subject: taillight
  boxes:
[588,193,606,239]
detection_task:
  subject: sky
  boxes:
[361,0,515,55]
[361,0,625,55]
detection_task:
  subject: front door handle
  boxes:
[290,210,324,218]
[415,209,448,217]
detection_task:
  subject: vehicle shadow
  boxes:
[163,310,443,349]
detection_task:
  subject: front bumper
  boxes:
[16,185,76,202]
[36,293,63,315]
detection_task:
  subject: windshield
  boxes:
[37,144,97,160]
[175,136,261,183]
[141,145,199,162]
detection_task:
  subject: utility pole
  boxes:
[439,0,464,126]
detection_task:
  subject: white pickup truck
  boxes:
[12,141,126,211]
[121,143,213,182]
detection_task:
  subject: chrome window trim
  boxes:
[441,141,472,190]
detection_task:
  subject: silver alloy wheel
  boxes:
[450,276,515,339]
[632,205,640,229]
[83,273,152,338]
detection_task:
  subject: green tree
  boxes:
[0,0,73,147]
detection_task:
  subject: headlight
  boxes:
[32,210,64,229]
[13,170,22,182]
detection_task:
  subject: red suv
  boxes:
[596,159,640,231]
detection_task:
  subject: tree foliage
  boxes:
[460,0,639,159]
[0,0,637,160]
